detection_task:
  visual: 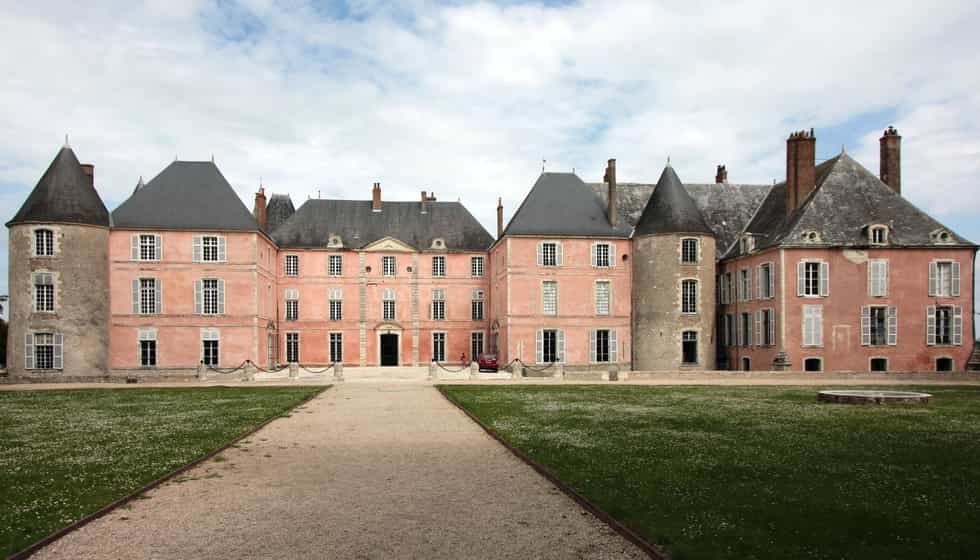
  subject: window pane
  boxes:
[471,257,484,277]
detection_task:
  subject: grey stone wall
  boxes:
[632,233,716,370]
[6,224,109,377]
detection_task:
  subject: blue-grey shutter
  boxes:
[755,310,762,346]
[217,279,225,314]
[926,305,936,345]
[536,243,543,266]
[610,243,616,268]
[557,330,565,363]
[819,262,829,296]
[768,264,775,299]
[952,261,961,296]
[953,306,963,345]
[535,330,543,363]
[132,279,140,313]
[556,242,563,266]
[928,262,938,296]
[589,329,596,362]
[757,266,763,299]
[131,234,139,260]
[609,330,617,362]
[814,307,823,346]
[218,236,227,262]
[192,236,202,262]
[154,234,163,260]
[861,306,870,346]
[887,306,898,346]
[194,280,203,315]
[53,333,64,369]
[24,333,34,369]
[590,243,596,268]
[797,261,805,296]
[154,279,162,314]
[768,310,776,346]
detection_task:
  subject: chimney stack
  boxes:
[879,126,901,195]
[715,164,728,184]
[604,158,617,227]
[420,191,429,214]
[253,186,267,228]
[497,197,504,239]
[372,182,382,212]
[785,128,816,215]
[80,163,94,187]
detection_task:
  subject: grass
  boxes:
[439,385,980,560]
[0,385,325,557]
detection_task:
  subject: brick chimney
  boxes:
[253,186,267,228]
[372,182,381,212]
[420,191,429,214]
[604,158,617,227]
[715,164,727,184]
[785,128,816,215]
[879,126,901,195]
[80,163,94,187]
[497,197,504,238]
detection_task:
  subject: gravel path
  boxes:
[33,384,646,559]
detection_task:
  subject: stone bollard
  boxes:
[333,362,344,382]
[428,361,438,380]
[512,362,523,380]
[244,361,257,382]
[197,362,208,381]
[289,362,299,379]
[470,361,479,379]
[554,363,564,380]
[608,365,620,382]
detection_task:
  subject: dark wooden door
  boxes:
[380,334,398,366]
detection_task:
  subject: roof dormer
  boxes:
[865,224,889,245]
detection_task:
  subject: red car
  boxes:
[478,352,498,372]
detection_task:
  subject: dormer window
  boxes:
[868,225,888,245]
[327,235,343,248]
[431,238,446,250]
[931,229,954,244]
[739,235,755,254]
[801,230,821,243]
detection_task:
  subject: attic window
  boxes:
[739,235,755,254]
[869,225,888,245]
[327,235,343,248]
[932,229,954,244]
[431,238,446,250]
[801,230,821,243]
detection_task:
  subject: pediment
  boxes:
[362,236,415,252]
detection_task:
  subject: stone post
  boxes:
[428,361,437,380]
[197,361,208,381]
[333,362,344,382]
[608,365,620,382]
[512,362,523,379]
[289,362,299,379]
[470,361,478,379]
[553,363,564,380]
[244,360,257,382]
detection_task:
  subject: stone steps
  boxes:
[967,341,980,371]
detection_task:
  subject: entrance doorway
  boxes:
[380,334,399,366]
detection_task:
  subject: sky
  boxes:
[2,0,980,317]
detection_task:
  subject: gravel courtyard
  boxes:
[33,383,644,559]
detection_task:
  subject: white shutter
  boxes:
[610,243,616,268]
[132,279,140,313]
[218,236,227,262]
[154,234,163,260]
[535,330,543,363]
[590,244,597,268]
[819,262,829,296]
[556,242,563,266]
[131,234,139,260]
[926,305,936,345]
[610,330,617,362]
[217,279,226,314]
[155,279,162,314]
[881,261,889,296]
[815,307,823,346]
[747,271,752,302]
[868,262,875,296]
[53,333,64,369]
[589,330,596,362]
[192,236,202,262]
[860,306,871,345]
[797,261,805,296]
[767,310,775,346]
[24,333,35,369]
[953,306,963,345]
[952,261,961,296]
[194,279,203,315]
[757,266,763,300]
[887,306,898,346]
[536,243,543,266]
[557,330,565,363]
[736,315,743,346]
[754,310,761,346]
[928,262,938,296]
[768,264,775,299]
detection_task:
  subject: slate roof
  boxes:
[634,166,714,237]
[112,161,260,231]
[266,194,295,233]
[503,172,632,238]
[7,147,110,227]
[271,199,494,251]
[727,153,975,258]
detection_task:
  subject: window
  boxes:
[936,357,954,372]
[35,229,54,256]
[330,333,343,363]
[682,331,698,364]
[537,329,563,363]
[798,260,828,297]
[740,236,755,254]
[328,255,343,277]
[383,289,396,321]
[432,332,446,362]
[471,256,484,278]
[286,332,299,363]
[870,226,888,245]
[471,332,484,362]
[193,235,225,262]
[591,329,617,363]
[27,332,62,370]
[723,313,735,347]
[135,234,160,261]
[869,260,888,297]
[285,289,299,321]
[870,358,888,372]
[930,261,960,297]
[758,263,774,299]
[542,281,558,315]
[139,329,157,368]
[471,289,484,321]
[681,238,698,264]
[382,256,396,277]
[285,254,299,276]
[761,309,775,346]
[538,241,561,267]
[34,272,54,313]
[740,312,752,347]
[136,278,158,315]
[804,358,822,372]
[681,279,697,314]
[329,288,343,321]
[202,279,222,315]
[928,305,962,346]
[719,272,732,305]
[742,357,751,371]
[803,305,823,347]
[738,269,752,302]
[432,289,446,320]
[432,256,446,277]
[862,306,897,346]
[201,329,219,367]
[592,243,612,268]
[594,281,611,316]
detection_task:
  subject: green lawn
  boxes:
[440,385,980,560]
[0,386,325,557]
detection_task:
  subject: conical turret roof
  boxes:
[7,146,110,227]
[634,165,713,236]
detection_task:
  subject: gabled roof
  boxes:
[111,161,259,231]
[503,172,632,238]
[7,147,110,228]
[271,199,494,251]
[727,153,975,258]
[634,166,714,237]
[266,194,295,233]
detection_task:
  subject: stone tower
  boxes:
[6,146,111,377]
[632,165,716,370]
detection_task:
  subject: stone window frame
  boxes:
[868,259,889,297]
[139,328,158,368]
[471,289,485,321]
[594,279,611,317]
[928,260,960,298]
[757,262,775,300]
[797,259,829,298]
[680,278,698,315]
[470,330,485,362]
[803,357,823,372]
[471,256,485,278]
[200,328,220,366]
[329,332,343,363]
[802,304,824,347]
[24,331,63,370]
[192,235,227,263]
[32,227,57,257]
[589,328,617,364]
[382,255,397,277]
[935,355,955,372]
[33,271,56,314]
[431,289,447,321]
[681,329,699,365]
[285,331,300,363]
[382,288,396,321]
[328,254,343,277]
[328,288,343,321]
[869,356,888,373]
[284,288,299,321]
[284,254,300,276]
[432,331,447,363]
[680,237,700,264]
[868,224,889,246]
[132,233,162,262]
[541,280,559,316]
[591,242,614,268]
[432,255,446,278]
[537,241,562,268]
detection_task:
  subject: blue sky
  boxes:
[2,0,980,320]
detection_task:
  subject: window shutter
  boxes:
[815,307,823,346]
[756,267,762,299]
[535,330,543,363]
[887,306,898,346]
[610,243,616,268]
[610,330,617,362]
[536,242,543,266]
[132,279,140,313]
[218,237,227,262]
[736,315,743,346]
[952,261,961,296]
[768,310,776,347]
[926,305,936,345]
[768,264,775,299]
[53,333,64,369]
[867,262,875,296]
[154,234,163,260]
[819,262,829,296]
[557,330,565,363]
[24,333,35,369]
[754,310,761,346]
[192,236,202,262]
[747,271,752,302]
[194,280,203,315]
[155,279,162,314]
[928,262,937,296]
[860,306,871,346]
[590,244,597,268]
[589,330,596,362]
[555,242,563,266]
[217,279,225,314]
[797,261,805,296]
[953,306,963,345]
[131,234,139,260]
[881,261,889,296]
